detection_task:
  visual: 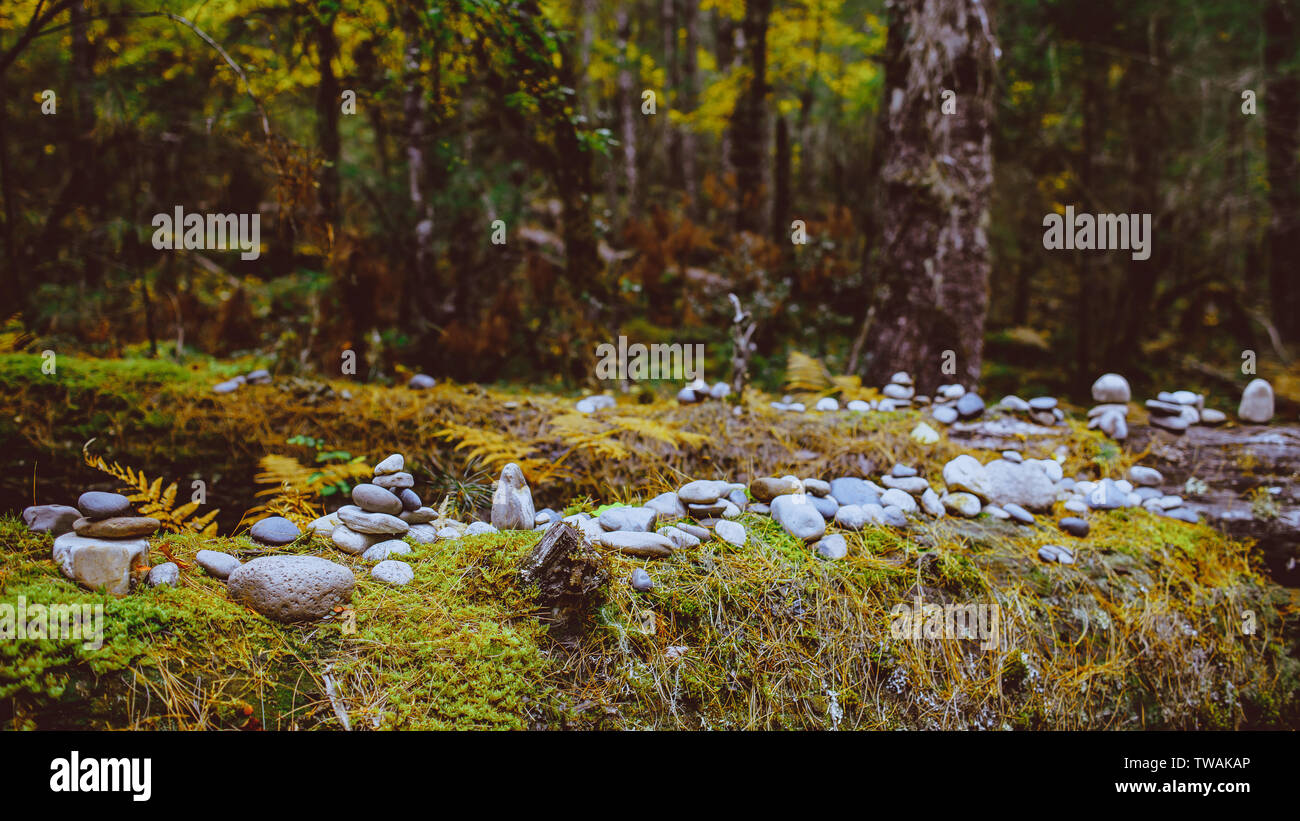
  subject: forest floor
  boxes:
[1,354,1298,730]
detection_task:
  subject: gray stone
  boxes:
[491,463,535,530]
[353,483,402,515]
[802,478,831,497]
[1037,544,1075,564]
[372,471,415,490]
[677,479,730,505]
[52,533,149,595]
[631,568,654,591]
[225,556,355,622]
[890,371,914,386]
[1200,408,1227,425]
[1028,396,1058,410]
[955,392,985,419]
[338,505,409,535]
[828,477,880,508]
[1091,373,1131,403]
[1170,390,1200,406]
[932,406,959,424]
[76,491,132,519]
[22,504,81,535]
[711,382,732,400]
[213,379,242,394]
[1150,413,1190,433]
[465,521,498,536]
[880,488,918,514]
[361,539,412,562]
[813,534,848,560]
[1002,451,1023,463]
[985,459,1057,511]
[596,531,676,558]
[677,523,710,540]
[749,476,803,502]
[307,513,341,537]
[942,455,992,501]
[715,520,747,547]
[846,399,871,412]
[1004,503,1034,524]
[815,397,840,411]
[920,488,945,518]
[882,475,930,495]
[942,492,981,517]
[1059,517,1090,537]
[332,524,384,554]
[1165,507,1199,524]
[770,494,827,542]
[599,506,658,533]
[399,489,422,512]
[148,562,179,587]
[371,560,414,586]
[834,505,868,530]
[73,516,160,539]
[1239,378,1274,423]
[406,523,440,544]
[883,383,913,400]
[1085,479,1127,510]
[408,374,436,390]
[400,507,437,524]
[1129,466,1163,487]
[249,515,301,546]
[881,506,908,527]
[999,395,1031,412]
[982,504,1010,519]
[196,549,241,580]
[373,454,404,475]
[808,494,839,519]
[657,526,701,549]
[645,491,688,519]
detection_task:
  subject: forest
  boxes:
[1,0,1298,734]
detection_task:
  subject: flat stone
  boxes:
[1085,479,1127,510]
[919,488,945,518]
[813,534,848,560]
[1150,414,1189,433]
[372,471,414,490]
[645,491,688,519]
[249,515,301,546]
[52,533,149,596]
[1088,403,1129,418]
[148,562,179,587]
[400,507,437,524]
[1129,466,1163,487]
[76,491,132,519]
[1165,507,1199,524]
[982,504,1010,519]
[1002,451,1023,463]
[464,521,497,536]
[677,479,730,505]
[880,488,918,514]
[371,560,414,586]
[715,520,747,547]
[73,516,159,539]
[361,539,412,562]
[828,477,880,508]
[338,505,409,535]
[1063,500,1088,514]
[374,454,404,475]
[750,476,803,502]
[1091,373,1131,403]
[834,505,868,530]
[228,555,355,621]
[770,494,827,542]
[1028,396,1057,410]
[999,395,1031,412]
[22,504,81,535]
[808,494,839,518]
[846,399,871,412]
[677,523,710,540]
[406,523,440,544]
[882,475,930,496]
[599,506,658,533]
[196,549,241,580]
[802,478,831,497]
[883,383,913,400]
[307,513,341,537]
[631,568,654,591]
[1200,408,1227,425]
[332,524,383,554]
[1004,503,1034,524]
[985,459,1057,511]
[596,531,676,558]
[657,526,701,549]
[815,397,840,411]
[408,374,436,389]
[353,483,403,515]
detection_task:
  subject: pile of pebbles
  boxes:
[320,453,437,581]
[677,378,732,404]
[48,491,161,595]
[212,368,272,394]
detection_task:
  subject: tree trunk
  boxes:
[314,10,341,234]
[400,6,434,337]
[1265,0,1300,345]
[862,0,998,394]
[616,7,639,220]
[680,0,699,214]
[729,0,772,233]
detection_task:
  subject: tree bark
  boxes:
[680,0,699,214]
[314,9,341,233]
[1265,0,1300,345]
[615,7,639,220]
[862,0,999,393]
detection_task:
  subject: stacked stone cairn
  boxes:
[48,491,159,595]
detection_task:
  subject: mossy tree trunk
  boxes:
[862,0,998,394]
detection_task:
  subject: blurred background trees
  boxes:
[0,0,1296,400]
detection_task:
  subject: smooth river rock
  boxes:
[227,555,356,621]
